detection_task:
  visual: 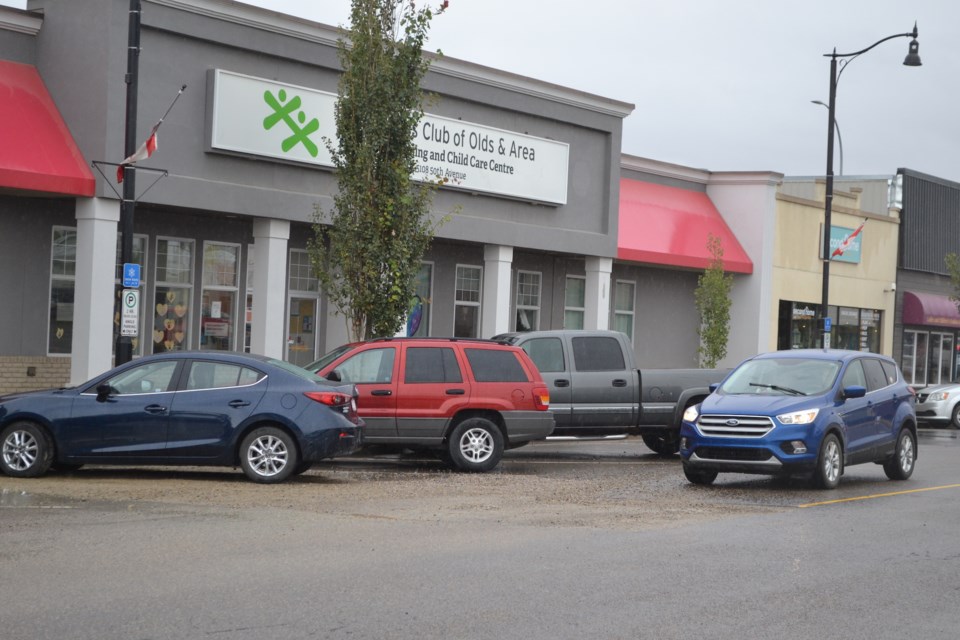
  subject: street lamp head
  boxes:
[903,38,922,67]
[904,21,922,66]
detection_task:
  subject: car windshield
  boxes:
[720,357,841,396]
[304,344,356,374]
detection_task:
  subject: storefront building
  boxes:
[1,0,632,394]
[0,0,782,394]
[773,177,899,356]
[894,169,960,387]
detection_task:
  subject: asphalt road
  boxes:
[1,429,958,640]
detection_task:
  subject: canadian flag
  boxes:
[116,126,158,183]
[831,219,866,258]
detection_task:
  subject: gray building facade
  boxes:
[1,0,640,391]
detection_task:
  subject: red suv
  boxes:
[306,338,553,472]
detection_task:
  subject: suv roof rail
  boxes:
[366,336,510,346]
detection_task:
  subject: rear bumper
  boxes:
[503,411,555,443]
[302,423,363,461]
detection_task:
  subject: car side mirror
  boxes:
[96,383,116,402]
[709,383,719,393]
[842,385,867,399]
[325,370,341,383]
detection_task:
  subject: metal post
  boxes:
[820,54,837,349]
[116,0,141,366]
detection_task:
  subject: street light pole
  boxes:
[117,0,141,367]
[819,24,921,349]
[812,100,842,176]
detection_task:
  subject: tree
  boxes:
[694,234,734,368]
[946,253,960,310]
[309,0,448,341]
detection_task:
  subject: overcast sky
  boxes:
[6,0,958,182]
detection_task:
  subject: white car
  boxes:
[915,384,960,428]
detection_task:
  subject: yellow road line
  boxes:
[799,483,960,508]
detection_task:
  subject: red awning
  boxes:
[902,291,960,328]
[617,179,752,274]
[0,60,94,196]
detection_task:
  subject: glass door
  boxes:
[286,297,317,367]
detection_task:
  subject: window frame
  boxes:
[153,236,196,354]
[564,275,586,330]
[454,263,483,339]
[514,269,542,332]
[612,279,636,341]
[47,226,77,357]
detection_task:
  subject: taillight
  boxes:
[304,391,351,407]
[533,386,550,411]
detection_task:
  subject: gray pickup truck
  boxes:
[493,329,727,455]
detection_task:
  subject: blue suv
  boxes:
[679,350,917,489]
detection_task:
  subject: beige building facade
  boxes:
[773,177,899,355]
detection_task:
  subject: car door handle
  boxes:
[144,404,168,414]
[228,400,251,408]
[554,379,570,388]
[371,390,393,396]
[446,389,466,395]
[612,379,627,387]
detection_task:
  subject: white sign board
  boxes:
[210,69,569,205]
[121,289,139,337]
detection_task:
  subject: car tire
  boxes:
[883,428,916,481]
[813,433,842,489]
[292,461,314,476]
[682,463,718,485]
[642,433,680,456]
[1,421,54,478]
[447,417,503,472]
[239,426,299,484]
[952,404,960,429]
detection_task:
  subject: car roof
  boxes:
[752,349,895,364]
[356,337,514,347]
[130,351,276,365]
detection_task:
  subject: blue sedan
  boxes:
[0,352,363,483]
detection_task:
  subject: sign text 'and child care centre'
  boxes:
[209,69,569,205]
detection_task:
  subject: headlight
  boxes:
[928,391,950,402]
[777,408,819,425]
[682,405,699,422]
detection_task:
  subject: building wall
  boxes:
[706,172,782,365]
[893,169,960,385]
[773,179,899,355]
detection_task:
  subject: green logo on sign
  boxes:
[263,89,320,157]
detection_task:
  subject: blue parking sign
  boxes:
[122,263,141,288]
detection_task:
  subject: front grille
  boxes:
[697,414,774,438]
[695,447,773,462]
[916,393,929,403]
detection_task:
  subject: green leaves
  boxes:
[309,0,445,341]
[694,234,734,368]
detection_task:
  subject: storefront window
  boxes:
[834,307,861,350]
[200,242,239,351]
[564,276,585,330]
[48,227,76,355]
[778,301,880,353]
[410,262,432,337]
[454,264,482,338]
[901,329,956,387]
[153,238,194,353]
